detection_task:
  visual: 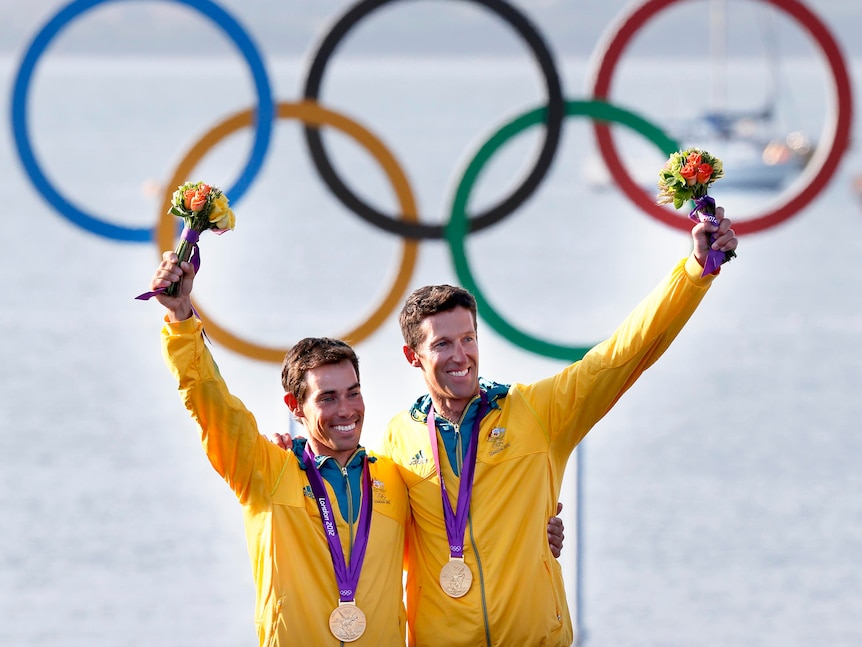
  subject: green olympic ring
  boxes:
[14,1,850,365]
[446,99,680,362]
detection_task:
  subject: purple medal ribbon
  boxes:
[303,445,372,603]
[689,195,724,277]
[135,228,201,300]
[427,392,489,560]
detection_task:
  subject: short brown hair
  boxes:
[398,284,477,350]
[280,337,360,403]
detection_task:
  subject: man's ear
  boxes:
[403,345,422,368]
[284,393,301,417]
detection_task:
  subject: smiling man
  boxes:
[148,251,409,646]
[382,208,739,646]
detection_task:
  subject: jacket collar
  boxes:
[293,436,375,470]
[409,378,509,424]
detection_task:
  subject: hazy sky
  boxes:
[2,0,861,59]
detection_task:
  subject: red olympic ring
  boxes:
[10,0,846,363]
[588,0,853,235]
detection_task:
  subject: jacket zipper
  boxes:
[341,464,355,551]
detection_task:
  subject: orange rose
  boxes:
[680,163,698,186]
[696,163,713,184]
[686,152,702,166]
[188,185,211,212]
[182,188,197,210]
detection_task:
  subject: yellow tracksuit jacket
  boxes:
[162,318,409,646]
[382,256,715,646]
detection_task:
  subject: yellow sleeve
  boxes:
[160,316,284,504]
[525,256,715,455]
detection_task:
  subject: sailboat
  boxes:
[671,0,813,190]
[672,109,812,191]
[585,0,814,192]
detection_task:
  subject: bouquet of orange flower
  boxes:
[657,148,735,276]
[136,181,235,300]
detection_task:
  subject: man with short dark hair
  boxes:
[149,253,409,646]
[149,250,566,646]
[383,208,739,646]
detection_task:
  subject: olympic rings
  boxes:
[588,0,853,235]
[10,0,854,362]
[301,0,565,240]
[446,99,680,362]
[11,0,274,242]
[156,101,419,363]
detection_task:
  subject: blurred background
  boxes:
[1,1,860,645]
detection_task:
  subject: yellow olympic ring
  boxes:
[156,100,419,363]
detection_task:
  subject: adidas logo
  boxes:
[408,449,429,466]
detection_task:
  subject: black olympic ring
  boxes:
[301,0,565,240]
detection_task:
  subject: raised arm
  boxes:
[150,250,284,503]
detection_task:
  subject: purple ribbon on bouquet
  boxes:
[689,195,725,277]
[135,228,201,300]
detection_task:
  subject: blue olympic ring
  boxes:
[10,0,274,242]
[12,0,851,363]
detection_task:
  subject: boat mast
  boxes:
[709,0,727,119]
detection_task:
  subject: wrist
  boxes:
[167,301,193,322]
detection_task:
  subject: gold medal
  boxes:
[328,601,367,642]
[439,557,472,598]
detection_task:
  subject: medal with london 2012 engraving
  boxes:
[303,446,373,641]
[427,395,489,598]
[440,557,472,598]
[329,601,367,642]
